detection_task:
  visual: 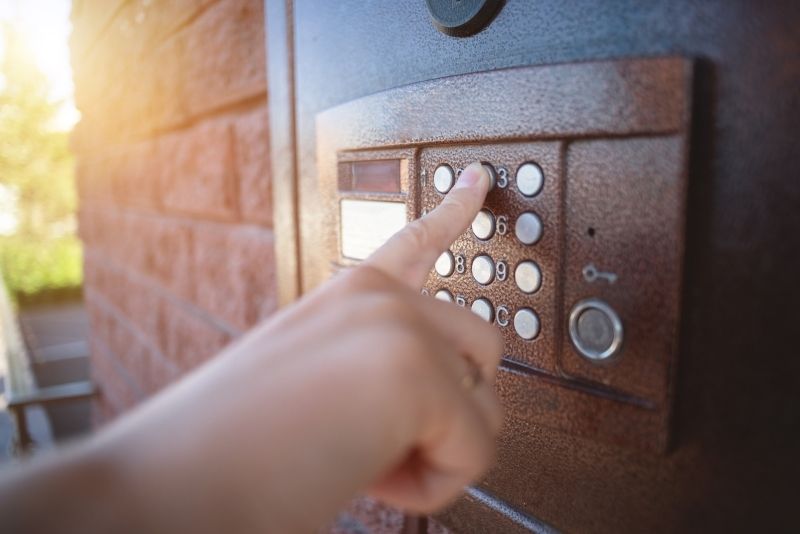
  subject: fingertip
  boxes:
[452,161,490,192]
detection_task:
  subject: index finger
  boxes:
[364,162,491,289]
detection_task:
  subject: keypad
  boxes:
[423,153,549,344]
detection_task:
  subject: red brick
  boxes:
[85,255,161,348]
[159,120,239,220]
[235,106,273,226]
[72,0,266,144]
[138,35,188,133]
[109,141,162,209]
[157,298,232,372]
[135,215,195,301]
[86,263,201,390]
[70,0,128,59]
[191,223,277,330]
[89,335,144,414]
[181,0,266,117]
[108,313,179,396]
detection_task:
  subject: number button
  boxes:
[515,212,542,245]
[471,209,496,240]
[482,163,497,190]
[516,162,544,197]
[514,308,540,340]
[435,250,455,277]
[434,164,455,194]
[514,261,542,294]
[470,298,495,322]
[471,254,495,285]
[434,289,454,302]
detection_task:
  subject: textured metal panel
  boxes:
[318,58,690,454]
[288,1,800,531]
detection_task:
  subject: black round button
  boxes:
[425,0,503,37]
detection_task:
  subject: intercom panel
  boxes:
[317,57,692,453]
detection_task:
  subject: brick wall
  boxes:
[71,0,276,423]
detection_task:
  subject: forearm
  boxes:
[0,440,143,534]
[80,330,419,533]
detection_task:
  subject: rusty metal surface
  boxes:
[285,1,800,531]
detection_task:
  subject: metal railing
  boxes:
[0,273,96,454]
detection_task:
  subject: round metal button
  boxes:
[470,298,494,322]
[435,250,455,277]
[471,209,496,240]
[471,254,495,285]
[434,289,454,303]
[514,261,542,294]
[482,163,497,190]
[433,164,455,194]
[514,308,540,340]
[516,162,544,197]
[515,212,542,245]
[568,299,623,361]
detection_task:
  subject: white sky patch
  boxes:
[0,0,79,130]
[0,183,19,236]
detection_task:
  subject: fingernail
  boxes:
[453,162,488,190]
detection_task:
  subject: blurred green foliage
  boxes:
[0,234,81,295]
[0,22,81,298]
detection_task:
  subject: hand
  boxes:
[0,163,503,534]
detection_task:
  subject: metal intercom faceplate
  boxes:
[317,58,692,452]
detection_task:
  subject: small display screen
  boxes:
[341,160,401,193]
[340,199,407,260]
